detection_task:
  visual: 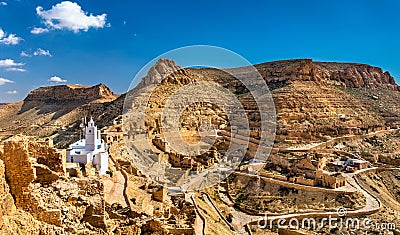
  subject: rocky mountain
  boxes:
[198,58,398,90]
[316,61,398,89]
[0,58,400,234]
[24,83,115,102]
[0,83,122,147]
[135,58,184,89]
[0,58,398,149]
[191,59,400,146]
[0,84,124,233]
[256,59,399,90]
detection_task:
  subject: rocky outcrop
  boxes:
[135,58,202,91]
[24,83,116,102]
[136,58,183,89]
[254,59,399,90]
[318,61,398,90]
[189,59,400,145]
[0,82,122,148]
[200,59,398,91]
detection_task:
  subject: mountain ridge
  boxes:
[24,83,116,102]
[1,58,399,147]
[15,58,400,105]
[250,58,397,90]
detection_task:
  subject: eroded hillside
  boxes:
[0,58,400,234]
[0,83,123,148]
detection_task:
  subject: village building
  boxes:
[101,131,124,146]
[346,158,370,170]
[66,117,109,175]
[263,154,349,189]
[315,170,346,188]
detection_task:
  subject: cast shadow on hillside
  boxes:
[17,100,92,120]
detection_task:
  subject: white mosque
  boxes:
[66,117,109,175]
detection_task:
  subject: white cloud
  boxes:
[0,34,22,45]
[5,90,17,94]
[34,48,52,57]
[30,27,49,34]
[20,48,52,58]
[48,76,67,83]
[36,1,108,33]
[6,67,26,72]
[0,59,24,67]
[20,51,31,57]
[0,78,14,85]
[0,2,7,6]
[0,29,22,45]
[0,59,26,72]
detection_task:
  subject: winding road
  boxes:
[104,154,129,207]
[201,128,395,234]
[207,169,381,234]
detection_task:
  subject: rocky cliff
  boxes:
[24,83,116,102]
[0,83,122,147]
[0,58,399,149]
[1,58,400,234]
[254,59,399,90]
[136,58,184,89]
[189,59,400,146]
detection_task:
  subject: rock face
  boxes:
[136,58,184,89]
[189,59,400,146]
[254,59,399,90]
[256,60,400,144]
[122,57,400,166]
[0,83,122,149]
[318,61,397,89]
[24,83,116,102]
[2,58,400,234]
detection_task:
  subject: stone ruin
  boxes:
[2,139,107,232]
[263,153,347,189]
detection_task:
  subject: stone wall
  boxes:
[152,187,168,203]
[293,176,316,186]
[3,141,36,210]
[233,172,353,195]
[319,172,346,188]
[32,145,66,174]
[33,164,60,183]
[0,158,16,227]
[152,137,170,152]
[2,141,66,226]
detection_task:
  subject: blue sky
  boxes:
[0,0,400,102]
